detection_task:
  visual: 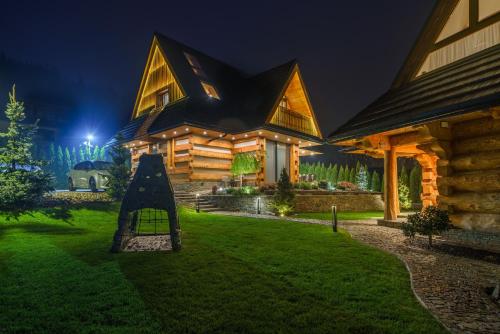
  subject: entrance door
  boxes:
[265,140,290,183]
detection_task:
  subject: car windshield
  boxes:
[93,161,112,170]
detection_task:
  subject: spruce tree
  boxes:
[107,134,131,200]
[355,166,369,190]
[381,174,385,194]
[0,86,52,212]
[367,170,372,190]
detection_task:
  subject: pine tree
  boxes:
[107,134,131,200]
[371,171,381,192]
[355,161,361,175]
[381,174,385,194]
[0,86,52,212]
[355,166,369,190]
[367,170,372,190]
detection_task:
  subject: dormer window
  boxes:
[184,52,207,78]
[201,82,220,99]
[157,89,170,108]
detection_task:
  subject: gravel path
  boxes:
[212,211,500,334]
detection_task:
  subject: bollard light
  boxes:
[196,193,200,213]
[257,197,261,214]
[332,205,338,233]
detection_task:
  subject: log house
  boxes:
[328,0,500,233]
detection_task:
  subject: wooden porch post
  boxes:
[384,148,399,220]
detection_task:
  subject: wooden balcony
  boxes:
[271,106,316,136]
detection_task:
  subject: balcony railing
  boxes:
[271,106,316,136]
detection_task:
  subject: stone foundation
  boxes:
[172,181,219,193]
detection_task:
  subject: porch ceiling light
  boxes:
[185,128,189,132]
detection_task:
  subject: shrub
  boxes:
[402,206,451,247]
[336,181,358,191]
[318,180,328,190]
[272,168,295,216]
[226,186,260,196]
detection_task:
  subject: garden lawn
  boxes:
[294,211,384,220]
[0,204,445,334]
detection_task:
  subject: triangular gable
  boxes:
[392,0,500,88]
[266,65,322,138]
[132,37,185,118]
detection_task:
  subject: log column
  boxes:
[383,148,399,220]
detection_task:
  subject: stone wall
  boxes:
[172,181,219,193]
[202,192,384,214]
[294,192,384,212]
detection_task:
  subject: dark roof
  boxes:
[118,33,319,141]
[329,44,500,142]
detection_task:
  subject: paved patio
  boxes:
[212,211,500,334]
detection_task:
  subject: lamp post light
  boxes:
[332,205,338,233]
[257,197,261,214]
[196,193,200,213]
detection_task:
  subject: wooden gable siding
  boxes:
[133,42,185,118]
[268,69,321,137]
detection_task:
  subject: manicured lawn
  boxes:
[294,211,384,220]
[0,204,445,333]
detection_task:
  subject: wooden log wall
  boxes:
[438,114,500,233]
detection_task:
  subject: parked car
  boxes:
[67,161,112,192]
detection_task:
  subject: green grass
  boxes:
[0,204,445,333]
[294,211,384,220]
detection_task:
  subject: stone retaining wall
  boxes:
[203,192,384,214]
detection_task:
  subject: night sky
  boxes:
[0,0,436,145]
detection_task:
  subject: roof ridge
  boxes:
[154,32,247,76]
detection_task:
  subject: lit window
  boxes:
[156,89,170,108]
[201,82,220,99]
[279,96,289,109]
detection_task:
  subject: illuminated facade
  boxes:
[116,33,323,185]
